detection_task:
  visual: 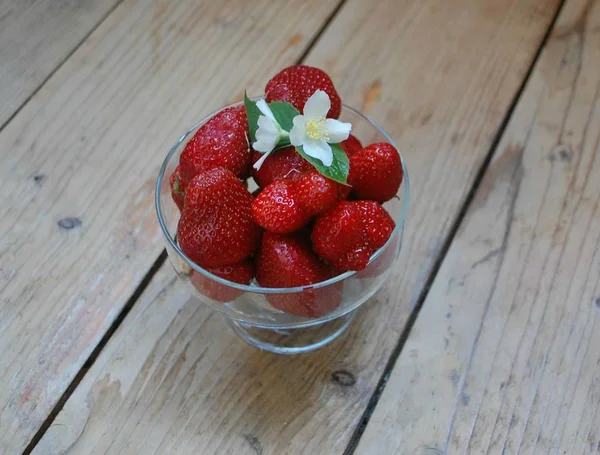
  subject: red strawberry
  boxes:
[179,105,251,182]
[295,169,340,215]
[252,168,347,232]
[178,167,261,268]
[312,201,395,271]
[348,142,403,203]
[252,147,313,187]
[170,165,186,211]
[357,201,396,249]
[312,201,366,269]
[252,179,310,233]
[255,231,342,317]
[336,135,363,199]
[190,259,254,302]
[265,65,342,119]
[338,184,352,200]
[340,134,363,157]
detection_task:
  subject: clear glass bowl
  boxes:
[155,102,409,354]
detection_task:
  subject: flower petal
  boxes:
[256,99,276,122]
[257,115,279,134]
[253,139,275,153]
[253,115,280,153]
[253,134,278,152]
[303,90,330,118]
[289,115,306,146]
[324,119,351,143]
[252,149,274,170]
[303,138,333,166]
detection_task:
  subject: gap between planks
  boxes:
[342,0,568,453]
[19,1,349,453]
[21,251,167,455]
[0,0,126,135]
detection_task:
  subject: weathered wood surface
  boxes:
[0,0,121,127]
[33,0,561,453]
[0,0,344,452]
[356,0,600,453]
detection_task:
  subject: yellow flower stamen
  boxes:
[305,117,329,141]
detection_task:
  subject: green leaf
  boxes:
[276,137,292,148]
[244,92,262,143]
[296,143,350,185]
[244,95,298,148]
[268,101,299,131]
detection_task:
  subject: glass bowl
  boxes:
[155,102,409,354]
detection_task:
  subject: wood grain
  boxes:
[0,0,343,452]
[356,0,600,453]
[32,0,561,453]
[0,0,122,127]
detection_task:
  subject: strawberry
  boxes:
[338,184,352,200]
[358,201,396,248]
[348,142,403,203]
[170,165,186,211]
[255,231,342,317]
[252,179,310,234]
[340,134,363,157]
[178,167,261,268]
[251,146,312,188]
[295,169,340,215]
[312,201,395,271]
[252,167,348,233]
[265,65,342,119]
[190,259,254,302]
[336,135,363,199]
[179,105,251,183]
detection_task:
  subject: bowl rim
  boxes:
[155,100,410,295]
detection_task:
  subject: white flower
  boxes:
[252,99,287,170]
[253,100,279,153]
[289,90,351,167]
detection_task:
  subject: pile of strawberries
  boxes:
[169,65,403,318]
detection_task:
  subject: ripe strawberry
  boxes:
[252,179,310,233]
[357,201,396,248]
[178,167,261,268]
[190,259,254,302]
[255,231,342,317]
[348,142,403,203]
[295,169,339,215]
[179,105,251,183]
[340,134,363,157]
[265,65,342,119]
[170,165,186,211]
[335,135,363,200]
[312,201,395,271]
[252,167,348,233]
[312,201,366,270]
[338,184,352,200]
[251,146,312,187]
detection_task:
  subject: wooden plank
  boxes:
[355,0,600,453]
[0,0,121,127]
[0,0,344,452]
[32,0,561,453]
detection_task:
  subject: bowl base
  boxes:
[228,311,356,355]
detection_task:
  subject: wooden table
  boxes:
[1,0,599,453]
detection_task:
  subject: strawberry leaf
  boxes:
[243,96,349,184]
[267,101,299,131]
[296,143,350,185]
[244,94,300,149]
[244,92,262,144]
